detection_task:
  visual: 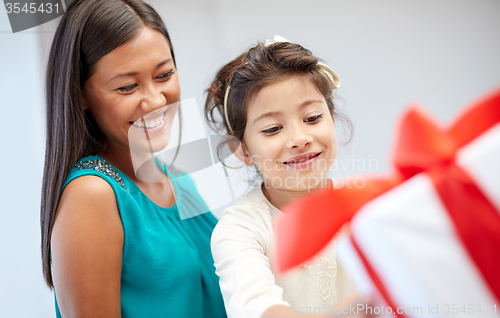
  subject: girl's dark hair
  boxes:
[205,41,352,163]
[41,0,177,288]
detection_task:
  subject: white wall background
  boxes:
[1,0,499,316]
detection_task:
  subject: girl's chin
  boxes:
[264,173,329,191]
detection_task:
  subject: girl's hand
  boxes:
[262,295,379,318]
[328,294,379,318]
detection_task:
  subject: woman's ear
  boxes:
[228,136,253,166]
[80,92,88,110]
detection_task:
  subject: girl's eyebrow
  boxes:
[108,58,173,82]
[253,111,281,125]
[252,99,323,125]
[300,99,324,108]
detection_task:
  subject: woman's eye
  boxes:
[262,126,281,135]
[118,84,137,93]
[305,114,322,123]
[158,70,174,79]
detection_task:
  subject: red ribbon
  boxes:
[275,89,500,302]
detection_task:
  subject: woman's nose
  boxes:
[142,84,166,113]
[285,125,313,149]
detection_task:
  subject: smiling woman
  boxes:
[41,0,227,317]
[82,26,180,155]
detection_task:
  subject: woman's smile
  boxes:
[130,107,169,131]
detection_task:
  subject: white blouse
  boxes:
[211,185,356,318]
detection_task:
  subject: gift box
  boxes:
[275,89,500,317]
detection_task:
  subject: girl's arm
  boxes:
[212,202,377,318]
[51,176,123,318]
[211,205,289,318]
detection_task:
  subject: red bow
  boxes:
[275,89,500,300]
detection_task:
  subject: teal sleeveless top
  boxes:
[54,155,227,318]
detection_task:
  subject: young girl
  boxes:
[206,37,372,318]
[41,0,226,317]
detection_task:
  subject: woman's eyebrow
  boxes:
[155,58,173,69]
[108,58,173,82]
[109,71,138,82]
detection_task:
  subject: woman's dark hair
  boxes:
[41,0,178,288]
[205,41,352,163]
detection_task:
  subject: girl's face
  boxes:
[241,75,338,191]
[82,26,180,155]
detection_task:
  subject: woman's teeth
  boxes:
[132,112,166,129]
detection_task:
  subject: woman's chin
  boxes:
[128,124,172,153]
[128,138,170,155]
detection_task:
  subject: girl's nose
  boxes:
[285,125,313,149]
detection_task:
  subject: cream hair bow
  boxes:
[263,35,340,89]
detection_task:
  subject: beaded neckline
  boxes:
[75,159,127,191]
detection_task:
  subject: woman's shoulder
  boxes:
[59,155,132,221]
[64,155,128,193]
[55,166,123,249]
[60,155,125,213]
[59,174,118,216]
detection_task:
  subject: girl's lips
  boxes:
[284,152,321,169]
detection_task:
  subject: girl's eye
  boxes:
[118,84,137,93]
[158,70,174,79]
[262,126,282,135]
[305,114,323,123]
